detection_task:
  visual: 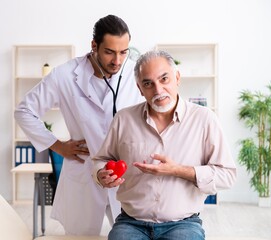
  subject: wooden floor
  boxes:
[12,202,271,239]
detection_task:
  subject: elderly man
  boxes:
[92,50,236,240]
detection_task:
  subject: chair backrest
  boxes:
[0,194,107,240]
[48,149,64,203]
[49,150,64,183]
[0,195,32,240]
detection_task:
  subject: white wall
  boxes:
[1,0,271,203]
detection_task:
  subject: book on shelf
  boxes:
[15,146,35,166]
[189,97,207,107]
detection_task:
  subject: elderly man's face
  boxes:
[137,57,180,114]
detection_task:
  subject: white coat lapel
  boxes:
[74,56,103,109]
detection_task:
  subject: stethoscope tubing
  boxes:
[90,50,130,117]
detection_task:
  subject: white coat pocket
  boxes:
[64,157,91,184]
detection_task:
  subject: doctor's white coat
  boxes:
[14,54,144,235]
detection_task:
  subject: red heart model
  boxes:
[106,160,127,178]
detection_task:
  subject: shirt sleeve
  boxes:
[14,69,59,152]
[92,115,120,185]
[194,111,237,194]
[92,161,107,186]
[194,165,236,194]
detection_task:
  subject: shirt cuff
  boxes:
[92,160,106,186]
[194,165,216,194]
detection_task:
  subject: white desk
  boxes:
[11,163,52,239]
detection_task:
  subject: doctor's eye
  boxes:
[104,50,114,55]
[120,50,128,56]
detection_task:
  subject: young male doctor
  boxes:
[14,15,143,235]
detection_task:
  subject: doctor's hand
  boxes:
[97,168,125,188]
[50,139,89,163]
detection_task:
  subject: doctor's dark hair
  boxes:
[93,15,131,47]
[134,50,177,82]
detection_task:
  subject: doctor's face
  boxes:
[93,33,130,77]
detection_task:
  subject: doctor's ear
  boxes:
[91,41,97,52]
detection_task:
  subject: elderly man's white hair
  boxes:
[134,50,177,82]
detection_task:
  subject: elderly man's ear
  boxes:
[176,71,181,86]
[136,83,144,96]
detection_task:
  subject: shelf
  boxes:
[15,136,69,142]
[156,43,218,113]
[15,110,70,141]
[12,44,75,203]
[181,75,217,79]
[15,76,42,80]
[13,45,74,77]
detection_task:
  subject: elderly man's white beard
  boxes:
[151,93,176,113]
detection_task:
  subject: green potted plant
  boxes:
[238,83,271,207]
[44,121,53,132]
[174,59,181,65]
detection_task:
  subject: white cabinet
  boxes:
[155,44,218,113]
[12,45,75,203]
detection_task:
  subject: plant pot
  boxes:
[258,197,271,207]
[42,64,52,76]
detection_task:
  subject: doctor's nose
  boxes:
[111,54,122,66]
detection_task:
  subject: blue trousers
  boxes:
[108,211,205,240]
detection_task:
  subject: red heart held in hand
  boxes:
[106,160,127,178]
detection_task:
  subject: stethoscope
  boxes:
[90,50,130,117]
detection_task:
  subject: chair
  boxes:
[0,194,107,240]
[0,194,32,240]
[49,149,63,183]
[48,149,64,204]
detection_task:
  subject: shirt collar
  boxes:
[174,97,186,122]
[143,95,186,123]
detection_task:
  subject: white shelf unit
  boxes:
[156,44,219,205]
[12,45,75,204]
[155,44,218,113]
